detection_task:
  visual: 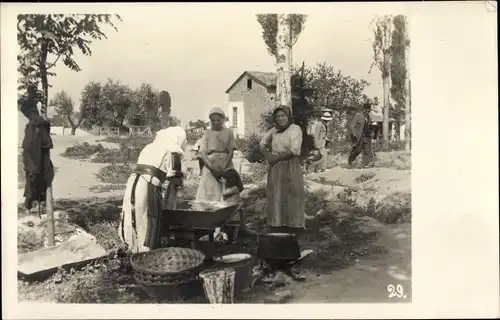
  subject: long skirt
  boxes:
[118,173,167,253]
[266,156,305,229]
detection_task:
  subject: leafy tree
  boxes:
[188,119,210,130]
[390,15,411,151]
[369,15,393,148]
[309,63,371,141]
[100,79,133,128]
[256,14,307,58]
[185,119,209,144]
[256,14,307,109]
[49,90,85,135]
[79,81,103,129]
[128,83,161,129]
[157,90,172,130]
[260,62,371,143]
[17,14,121,113]
[167,116,181,127]
[159,90,172,114]
[390,15,408,142]
[48,113,66,127]
[79,79,182,133]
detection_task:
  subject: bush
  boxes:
[92,137,153,164]
[97,136,153,148]
[62,142,105,159]
[373,192,411,224]
[95,164,133,184]
[54,198,123,233]
[235,133,264,163]
[18,229,45,254]
[92,145,141,164]
[89,184,127,194]
[186,130,203,145]
[240,163,267,185]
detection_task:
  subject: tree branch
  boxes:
[46,54,61,69]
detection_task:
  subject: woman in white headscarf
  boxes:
[195,107,235,202]
[118,126,187,253]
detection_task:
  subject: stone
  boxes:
[233,150,244,158]
[18,234,107,281]
[264,290,293,304]
[239,161,255,175]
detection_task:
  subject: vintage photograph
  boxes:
[15,8,413,304]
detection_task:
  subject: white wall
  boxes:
[227,101,245,137]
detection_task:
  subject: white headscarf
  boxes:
[137,126,187,167]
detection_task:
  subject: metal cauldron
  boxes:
[256,232,301,262]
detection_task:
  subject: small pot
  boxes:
[257,233,301,262]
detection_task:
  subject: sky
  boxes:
[44,6,384,125]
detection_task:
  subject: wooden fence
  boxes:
[129,126,152,137]
[98,127,121,136]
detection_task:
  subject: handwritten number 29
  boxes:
[387,284,405,298]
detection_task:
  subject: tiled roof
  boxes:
[246,71,277,87]
[225,71,277,93]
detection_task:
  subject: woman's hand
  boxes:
[267,155,278,166]
[262,150,273,164]
[208,167,222,180]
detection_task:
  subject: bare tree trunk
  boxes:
[276,14,292,111]
[404,18,411,152]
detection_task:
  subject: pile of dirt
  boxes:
[306,167,411,224]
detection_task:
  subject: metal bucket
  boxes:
[214,253,253,294]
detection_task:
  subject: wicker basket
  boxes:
[134,274,205,301]
[130,247,205,276]
[133,268,197,286]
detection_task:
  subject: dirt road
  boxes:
[17,135,123,203]
[289,222,411,303]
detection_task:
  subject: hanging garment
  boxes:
[22,113,55,211]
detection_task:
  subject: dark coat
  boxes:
[349,112,371,139]
[22,114,55,210]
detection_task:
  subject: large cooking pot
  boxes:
[256,233,301,262]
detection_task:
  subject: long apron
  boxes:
[266,156,305,229]
[195,152,234,202]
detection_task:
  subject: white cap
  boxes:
[321,111,333,121]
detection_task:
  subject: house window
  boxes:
[232,107,238,128]
[247,78,252,90]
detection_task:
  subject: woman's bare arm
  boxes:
[223,129,236,169]
[196,131,214,170]
[259,129,274,161]
[269,151,294,164]
[270,125,302,165]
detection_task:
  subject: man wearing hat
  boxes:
[307,108,332,172]
[348,102,375,168]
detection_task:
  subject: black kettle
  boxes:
[256,232,301,262]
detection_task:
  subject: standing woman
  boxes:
[259,106,306,234]
[195,107,235,202]
[119,126,187,253]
